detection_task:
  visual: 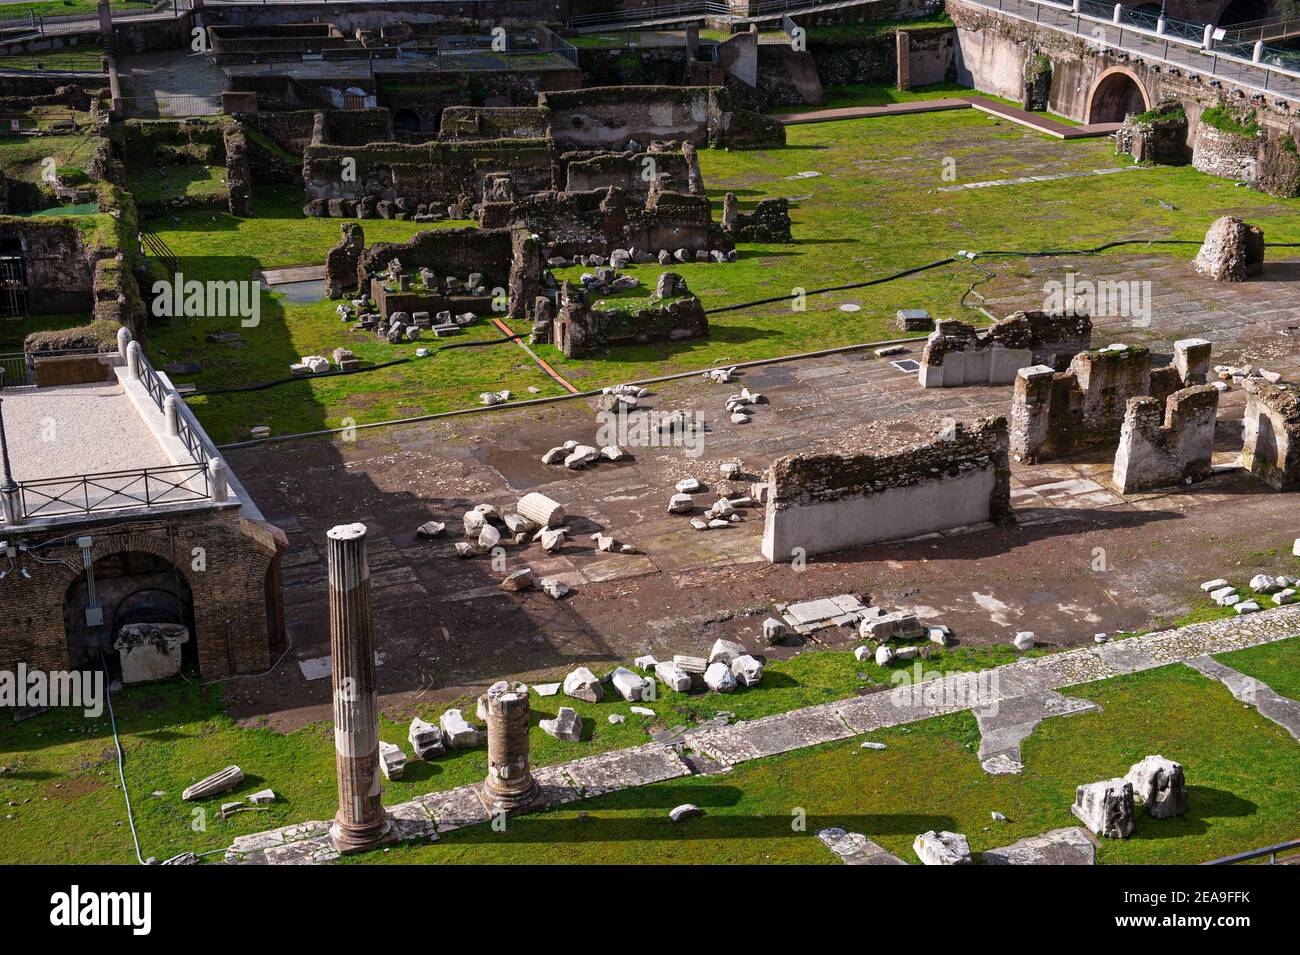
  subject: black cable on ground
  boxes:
[192,237,1300,400]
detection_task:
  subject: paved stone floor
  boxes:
[224,605,1300,865]
[223,249,1300,729]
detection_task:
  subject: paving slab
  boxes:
[817,827,908,865]
[975,691,1101,775]
[1185,655,1300,741]
[983,827,1096,865]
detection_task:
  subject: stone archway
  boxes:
[1086,67,1152,124]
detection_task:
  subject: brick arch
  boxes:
[1085,66,1153,125]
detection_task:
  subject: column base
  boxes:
[475,779,542,815]
[329,813,397,855]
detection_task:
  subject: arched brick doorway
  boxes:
[1086,67,1152,124]
[63,551,195,680]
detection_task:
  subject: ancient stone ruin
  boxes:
[1240,379,1300,490]
[544,275,708,359]
[356,225,540,323]
[1115,101,1187,165]
[1111,385,1220,494]
[919,311,1092,388]
[1193,216,1265,282]
[326,222,366,299]
[761,416,1013,562]
[1010,338,1211,464]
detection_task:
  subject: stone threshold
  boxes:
[225,604,1300,864]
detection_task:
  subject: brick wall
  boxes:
[0,509,285,679]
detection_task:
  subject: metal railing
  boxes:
[1204,838,1300,865]
[567,1,731,31]
[134,347,213,467]
[1221,14,1300,45]
[2,0,187,39]
[139,229,180,277]
[0,348,107,389]
[970,0,1300,103]
[17,462,211,520]
[119,94,222,119]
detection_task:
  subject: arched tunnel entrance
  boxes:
[1087,68,1152,124]
[1217,0,1271,26]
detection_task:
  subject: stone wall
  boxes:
[551,278,708,358]
[920,311,1093,388]
[563,147,696,197]
[538,85,727,151]
[0,510,284,680]
[1116,103,1188,164]
[489,185,730,260]
[1010,339,1210,463]
[302,138,559,213]
[1241,379,1300,491]
[439,105,549,141]
[1192,122,1260,183]
[1111,385,1219,493]
[761,416,1013,562]
[357,225,539,319]
[0,218,95,315]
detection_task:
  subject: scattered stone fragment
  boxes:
[517,492,565,529]
[563,666,604,703]
[439,709,482,749]
[654,660,692,692]
[861,611,924,641]
[408,717,445,759]
[913,830,972,865]
[182,766,244,801]
[1250,574,1282,594]
[478,524,501,550]
[1200,578,1229,591]
[220,801,245,819]
[668,493,694,514]
[1071,778,1136,838]
[634,654,658,671]
[247,788,277,805]
[927,625,951,646]
[674,654,708,674]
[854,645,872,662]
[501,568,534,592]
[454,542,476,558]
[630,705,655,716]
[539,706,583,742]
[540,577,571,600]
[1235,600,1261,614]
[762,617,787,645]
[504,513,536,535]
[1124,755,1187,819]
[675,477,703,494]
[708,639,747,666]
[669,803,702,821]
[378,741,406,780]
[416,521,445,539]
[875,645,894,666]
[463,510,487,536]
[730,654,764,687]
[1013,631,1035,651]
[610,666,650,702]
[1274,588,1297,605]
[704,661,737,693]
[860,741,886,750]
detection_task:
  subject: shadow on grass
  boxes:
[440,804,956,845]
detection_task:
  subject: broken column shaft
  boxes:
[326,522,392,853]
[480,681,538,810]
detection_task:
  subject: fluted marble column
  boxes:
[326,522,392,853]
[479,681,538,811]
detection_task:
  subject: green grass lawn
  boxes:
[0,47,104,72]
[0,0,150,20]
[102,108,1300,443]
[369,660,1300,864]
[0,132,98,188]
[127,162,228,210]
[0,639,1056,864]
[1215,637,1300,702]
